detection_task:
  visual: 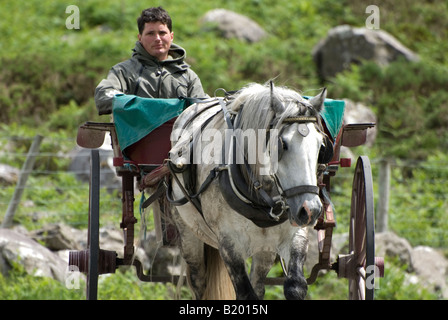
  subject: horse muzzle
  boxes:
[289,196,323,227]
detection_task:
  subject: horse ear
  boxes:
[270,81,284,114]
[308,88,327,112]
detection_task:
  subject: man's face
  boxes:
[138,22,173,61]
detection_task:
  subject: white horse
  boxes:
[166,82,329,300]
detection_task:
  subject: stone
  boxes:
[201,9,266,43]
[343,99,377,147]
[67,142,121,192]
[0,228,67,281]
[375,231,414,270]
[0,163,20,185]
[31,223,83,251]
[312,25,419,80]
[411,246,448,299]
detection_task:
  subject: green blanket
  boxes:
[304,96,345,140]
[112,94,188,151]
[112,94,345,152]
[320,98,345,140]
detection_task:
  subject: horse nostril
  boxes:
[290,199,323,227]
[298,206,310,224]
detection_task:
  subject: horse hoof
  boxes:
[284,277,308,300]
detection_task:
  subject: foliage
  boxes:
[305,257,439,300]
[0,0,447,300]
[0,261,84,300]
[328,59,448,160]
[0,261,192,300]
[387,152,448,249]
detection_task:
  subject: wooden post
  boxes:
[376,158,390,232]
[2,135,43,228]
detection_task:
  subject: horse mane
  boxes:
[229,82,314,132]
[227,82,317,180]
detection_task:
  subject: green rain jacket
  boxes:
[94,41,207,115]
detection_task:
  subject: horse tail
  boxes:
[201,244,235,300]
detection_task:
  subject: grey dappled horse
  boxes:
[167,82,328,299]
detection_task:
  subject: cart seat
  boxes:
[112,95,191,166]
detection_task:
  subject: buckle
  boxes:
[253,181,263,190]
[269,199,289,221]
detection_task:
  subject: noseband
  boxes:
[222,99,322,222]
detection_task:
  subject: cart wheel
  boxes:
[87,149,100,300]
[349,156,375,300]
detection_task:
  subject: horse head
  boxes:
[269,84,327,227]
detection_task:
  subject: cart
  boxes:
[68,97,384,300]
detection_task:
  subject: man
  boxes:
[95,7,207,115]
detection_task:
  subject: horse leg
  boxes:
[171,210,207,299]
[249,251,277,299]
[219,236,259,300]
[181,236,207,300]
[283,228,309,300]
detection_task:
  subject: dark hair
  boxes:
[137,7,172,34]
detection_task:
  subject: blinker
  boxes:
[297,123,309,137]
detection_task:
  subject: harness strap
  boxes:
[166,162,223,214]
[223,100,278,209]
[141,179,166,209]
[283,185,320,198]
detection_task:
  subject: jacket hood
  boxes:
[132,41,190,70]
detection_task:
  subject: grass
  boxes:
[0,0,447,300]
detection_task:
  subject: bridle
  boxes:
[166,93,331,226]
[222,98,323,222]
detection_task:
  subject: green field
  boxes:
[0,0,447,300]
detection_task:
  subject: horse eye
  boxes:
[279,137,287,151]
[277,137,287,160]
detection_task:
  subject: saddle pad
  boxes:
[304,97,345,141]
[112,94,188,151]
[320,98,345,141]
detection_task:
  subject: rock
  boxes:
[0,163,20,185]
[312,25,419,80]
[201,9,266,43]
[67,144,121,192]
[31,223,83,251]
[140,231,181,276]
[375,231,414,270]
[98,227,151,271]
[411,246,448,299]
[0,228,67,282]
[305,228,348,274]
[343,99,377,147]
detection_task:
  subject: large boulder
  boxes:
[343,99,377,147]
[31,223,84,251]
[411,246,448,299]
[375,231,414,270]
[0,228,67,281]
[68,135,121,192]
[0,163,20,186]
[312,25,419,80]
[201,9,266,43]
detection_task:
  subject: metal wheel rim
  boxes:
[348,156,375,300]
[87,149,100,300]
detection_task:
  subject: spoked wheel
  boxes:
[348,156,375,300]
[68,149,119,299]
[86,149,101,300]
